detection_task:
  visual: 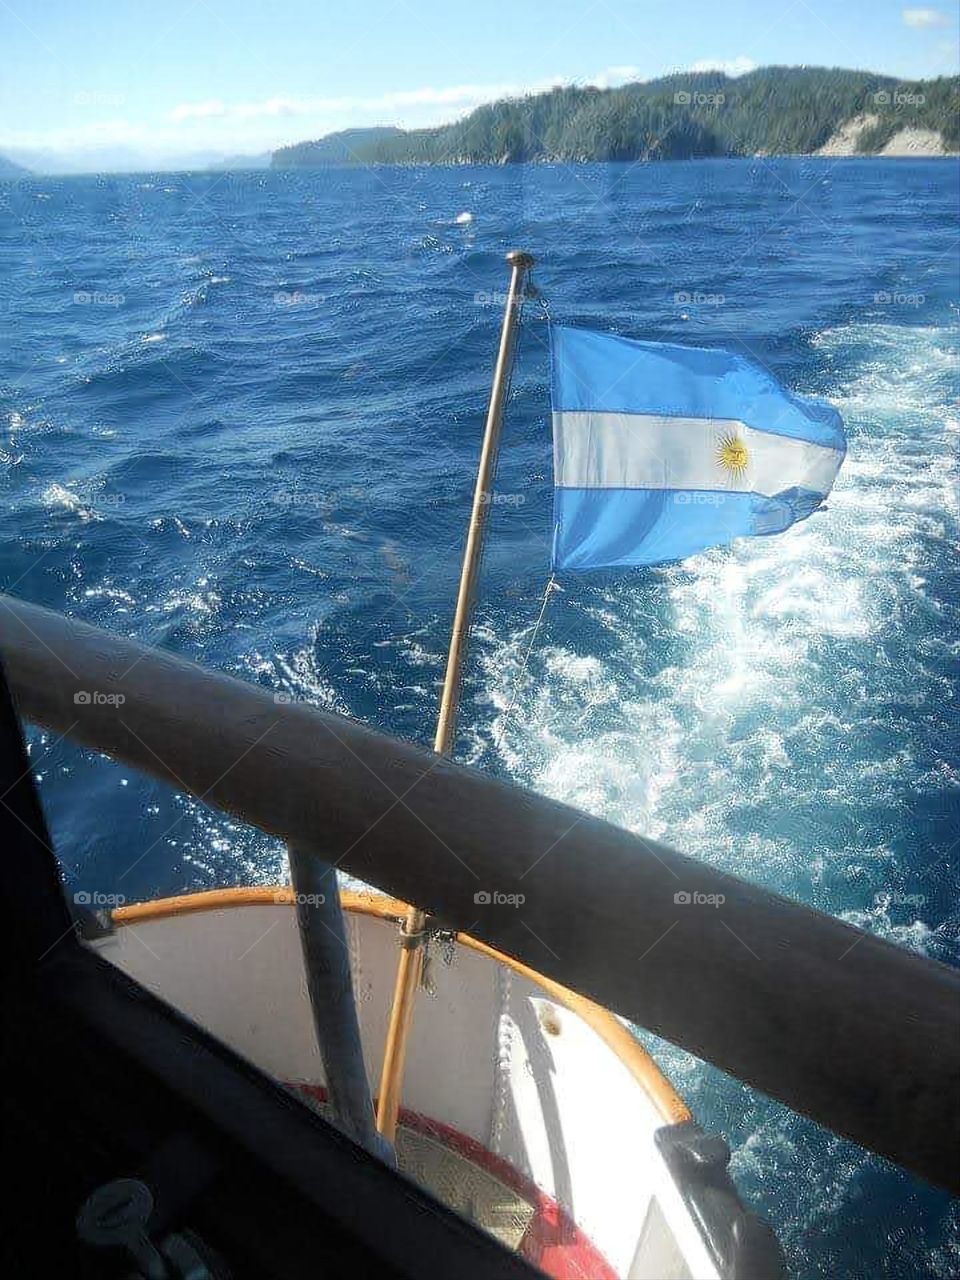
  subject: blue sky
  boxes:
[1,0,957,162]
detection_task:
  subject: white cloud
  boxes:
[166,65,648,134]
[1,64,688,164]
[902,7,949,26]
[587,65,640,89]
[171,100,227,122]
[168,83,522,127]
[380,83,520,108]
[689,57,758,77]
[2,81,527,161]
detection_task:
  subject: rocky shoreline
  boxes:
[816,116,956,156]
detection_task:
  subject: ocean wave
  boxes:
[484,320,957,901]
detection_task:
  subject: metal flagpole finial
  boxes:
[506,250,535,269]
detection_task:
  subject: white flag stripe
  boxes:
[553,411,844,497]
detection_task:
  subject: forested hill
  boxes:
[273,67,959,166]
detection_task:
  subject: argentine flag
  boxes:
[550,325,846,571]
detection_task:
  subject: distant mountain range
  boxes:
[0,154,29,177]
[0,146,270,176]
[272,67,960,167]
[208,151,272,170]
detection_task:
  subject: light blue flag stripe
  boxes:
[549,325,846,572]
[551,324,846,450]
[553,488,823,571]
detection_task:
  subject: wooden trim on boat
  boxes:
[112,887,691,1126]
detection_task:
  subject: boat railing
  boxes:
[0,591,957,1194]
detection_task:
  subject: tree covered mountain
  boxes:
[273,67,959,167]
[276,126,406,166]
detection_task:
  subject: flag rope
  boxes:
[493,574,559,750]
[491,283,556,753]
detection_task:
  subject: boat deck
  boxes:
[297,1088,617,1279]
[397,1124,535,1250]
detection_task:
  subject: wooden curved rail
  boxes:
[112,886,692,1127]
[1,592,958,1193]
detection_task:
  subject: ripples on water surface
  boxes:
[1,159,957,1278]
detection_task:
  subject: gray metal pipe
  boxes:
[287,848,392,1162]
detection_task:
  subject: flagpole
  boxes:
[376,249,534,1142]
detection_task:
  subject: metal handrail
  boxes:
[1,591,957,1193]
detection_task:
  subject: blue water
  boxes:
[1,159,958,1277]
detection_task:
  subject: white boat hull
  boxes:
[96,888,724,1279]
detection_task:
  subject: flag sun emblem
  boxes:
[716,433,749,479]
